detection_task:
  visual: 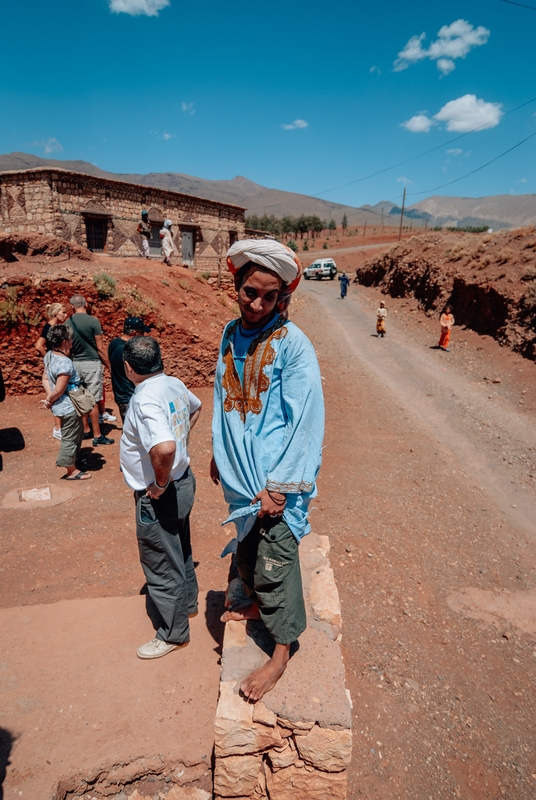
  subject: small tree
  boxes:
[328,219,337,231]
[341,214,348,232]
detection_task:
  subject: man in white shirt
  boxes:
[120,336,202,659]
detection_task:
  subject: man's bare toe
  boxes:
[239,660,287,701]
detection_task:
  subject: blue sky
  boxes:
[1,0,535,208]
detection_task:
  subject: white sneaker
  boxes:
[52,428,62,440]
[136,637,188,659]
[99,412,117,422]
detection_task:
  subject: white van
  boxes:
[303,258,337,280]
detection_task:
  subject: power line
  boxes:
[501,0,536,9]
[407,129,536,197]
[258,96,536,212]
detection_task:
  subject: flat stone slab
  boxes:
[2,482,73,509]
[0,593,221,799]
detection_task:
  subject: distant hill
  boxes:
[1,152,535,230]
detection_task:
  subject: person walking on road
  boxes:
[438,306,455,351]
[160,219,174,266]
[120,336,202,659]
[39,324,91,481]
[108,316,151,422]
[137,210,151,259]
[67,294,114,446]
[339,271,350,299]
[211,239,324,702]
[376,301,387,337]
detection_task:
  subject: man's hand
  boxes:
[253,488,286,518]
[146,481,168,500]
[210,456,220,485]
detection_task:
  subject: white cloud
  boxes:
[436,58,455,76]
[181,102,195,115]
[281,119,308,130]
[402,114,434,133]
[394,19,490,74]
[151,130,175,140]
[33,137,63,154]
[370,65,382,75]
[403,95,502,134]
[518,178,527,183]
[109,0,169,15]
[397,176,413,184]
[447,148,463,155]
[434,94,502,132]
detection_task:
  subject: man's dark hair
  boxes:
[47,324,72,350]
[123,336,163,375]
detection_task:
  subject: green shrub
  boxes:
[94,272,117,298]
[123,285,156,317]
[178,279,191,292]
[287,239,298,252]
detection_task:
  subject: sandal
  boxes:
[63,471,92,481]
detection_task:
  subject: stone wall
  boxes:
[0,168,245,268]
[214,534,352,799]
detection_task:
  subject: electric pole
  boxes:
[398,187,407,241]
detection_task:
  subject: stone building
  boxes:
[0,167,246,269]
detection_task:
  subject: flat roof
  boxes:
[0,166,247,213]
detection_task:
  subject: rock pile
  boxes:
[214,534,352,799]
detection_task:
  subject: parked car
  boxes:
[303,258,337,280]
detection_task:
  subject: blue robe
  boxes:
[212,314,324,544]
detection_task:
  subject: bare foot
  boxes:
[240,644,290,702]
[221,602,261,623]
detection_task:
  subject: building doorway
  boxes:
[84,216,108,252]
[149,223,163,256]
[181,229,195,267]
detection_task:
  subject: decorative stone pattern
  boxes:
[0,167,246,269]
[214,534,352,799]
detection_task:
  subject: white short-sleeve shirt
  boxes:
[120,373,201,491]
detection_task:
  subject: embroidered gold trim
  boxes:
[221,317,288,421]
[266,480,314,493]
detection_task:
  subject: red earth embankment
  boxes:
[356,228,536,359]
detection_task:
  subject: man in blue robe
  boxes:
[211,239,324,701]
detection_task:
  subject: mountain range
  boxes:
[0,152,534,231]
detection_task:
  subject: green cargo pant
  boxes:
[236,516,306,645]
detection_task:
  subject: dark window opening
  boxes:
[229,230,238,246]
[84,216,108,252]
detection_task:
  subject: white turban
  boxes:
[227,239,303,292]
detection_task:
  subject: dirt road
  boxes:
[292,281,536,799]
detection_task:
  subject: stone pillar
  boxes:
[214,534,352,799]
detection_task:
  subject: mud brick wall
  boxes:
[214,533,352,799]
[0,168,245,268]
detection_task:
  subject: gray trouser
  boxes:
[135,468,198,645]
[57,413,83,468]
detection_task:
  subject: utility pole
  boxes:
[381,208,384,236]
[363,218,367,238]
[398,187,406,241]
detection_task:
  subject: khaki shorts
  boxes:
[73,360,103,403]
